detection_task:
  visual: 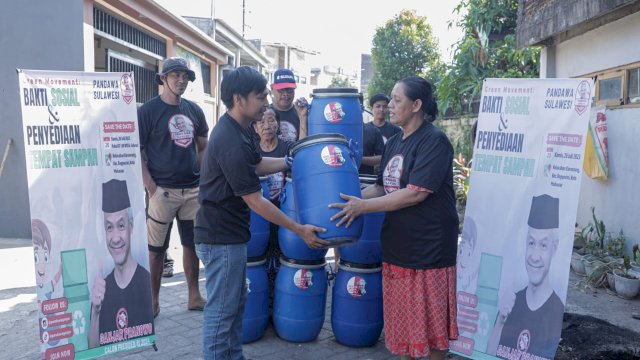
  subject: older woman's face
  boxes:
[388,82,417,127]
[254,110,278,140]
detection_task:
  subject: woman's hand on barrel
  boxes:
[298,224,330,249]
[328,193,365,228]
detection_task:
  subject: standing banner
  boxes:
[450,78,593,360]
[18,69,155,359]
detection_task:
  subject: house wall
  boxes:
[551,11,640,77]
[539,11,640,254]
[576,107,640,254]
[0,0,87,239]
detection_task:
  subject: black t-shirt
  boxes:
[195,113,262,245]
[376,121,458,269]
[98,264,154,346]
[272,105,300,142]
[360,122,385,175]
[497,289,564,360]
[373,121,401,144]
[259,139,293,204]
[138,96,209,188]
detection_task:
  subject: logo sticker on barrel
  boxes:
[383,154,404,193]
[245,277,251,294]
[321,145,345,167]
[324,101,345,123]
[347,276,367,297]
[294,269,314,289]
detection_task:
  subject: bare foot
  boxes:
[188,297,206,311]
[153,303,160,318]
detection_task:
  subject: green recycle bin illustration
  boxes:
[61,249,90,352]
[473,252,502,353]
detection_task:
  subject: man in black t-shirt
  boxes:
[195,66,327,359]
[138,57,207,317]
[89,179,154,349]
[488,194,564,360]
[271,68,309,142]
[368,93,401,143]
[360,123,385,175]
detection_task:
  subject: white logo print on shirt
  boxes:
[383,154,403,194]
[168,114,195,148]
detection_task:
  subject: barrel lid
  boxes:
[247,255,267,266]
[291,133,348,157]
[313,88,358,94]
[280,255,326,269]
[311,87,362,99]
[337,259,382,273]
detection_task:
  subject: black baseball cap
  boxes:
[155,57,196,85]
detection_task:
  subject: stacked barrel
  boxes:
[331,175,384,347]
[242,177,270,343]
[266,88,383,347]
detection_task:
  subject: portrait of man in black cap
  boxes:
[88,179,153,349]
[487,194,564,360]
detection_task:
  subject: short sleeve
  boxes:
[219,143,262,197]
[407,133,453,193]
[194,104,209,137]
[137,105,150,149]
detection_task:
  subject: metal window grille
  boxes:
[201,62,211,95]
[107,50,158,103]
[94,7,166,57]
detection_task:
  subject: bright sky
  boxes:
[155,0,465,74]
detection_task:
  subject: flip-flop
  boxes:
[188,304,205,311]
[153,308,160,318]
[632,313,640,320]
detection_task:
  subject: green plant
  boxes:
[606,230,625,258]
[633,244,639,262]
[624,255,631,275]
[453,153,471,225]
[584,207,606,257]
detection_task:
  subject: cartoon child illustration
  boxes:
[457,216,480,294]
[33,219,64,351]
[33,219,62,300]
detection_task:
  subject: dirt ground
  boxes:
[555,313,640,360]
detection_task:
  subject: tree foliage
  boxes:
[328,76,352,88]
[368,10,444,98]
[436,0,540,115]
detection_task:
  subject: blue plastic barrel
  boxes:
[248,177,270,258]
[273,256,328,342]
[331,260,383,347]
[339,176,384,264]
[242,257,269,343]
[308,88,363,166]
[291,133,363,246]
[279,178,328,261]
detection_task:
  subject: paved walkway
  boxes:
[1,237,639,360]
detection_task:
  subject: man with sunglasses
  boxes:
[270,68,309,142]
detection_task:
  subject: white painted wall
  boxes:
[576,107,640,255]
[553,11,640,77]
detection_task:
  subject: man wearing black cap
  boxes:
[488,194,564,360]
[270,68,309,142]
[138,57,207,317]
[368,93,401,143]
[89,179,154,348]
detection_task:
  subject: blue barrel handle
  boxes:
[279,187,287,205]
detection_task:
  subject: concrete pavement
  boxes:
[2,235,640,360]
